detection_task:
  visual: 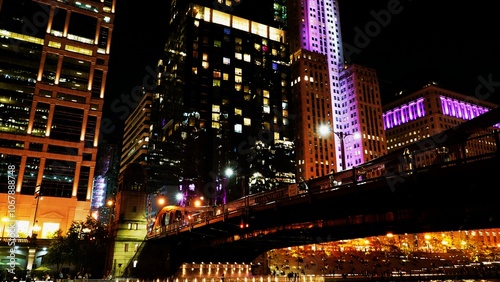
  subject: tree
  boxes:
[44,216,109,277]
[43,230,71,273]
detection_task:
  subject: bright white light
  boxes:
[319,125,331,136]
[225,168,234,177]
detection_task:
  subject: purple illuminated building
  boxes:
[288,0,387,177]
[383,83,499,152]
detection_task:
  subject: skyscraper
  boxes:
[0,0,115,237]
[287,0,387,180]
[146,1,295,204]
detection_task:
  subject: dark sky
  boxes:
[102,0,500,143]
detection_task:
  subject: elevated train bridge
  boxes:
[132,107,500,278]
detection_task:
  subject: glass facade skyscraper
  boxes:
[147,1,295,204]
[0,0,115,237]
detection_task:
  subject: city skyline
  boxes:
[103,1,500,144]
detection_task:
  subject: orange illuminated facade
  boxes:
[0,0,115,238]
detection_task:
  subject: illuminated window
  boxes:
[263,105,270,113]
[192,67,198,74]
[244,118,251,126]
[213,79,221,87]
[48,41,61,48]
[235,53,242,60]
[254,43,261,51]
[223,73,229,80]
[235,84,242,91]
[235,38,242,45]
[263,90,270,98]
[212,122,220,129]
[244,54,251,62]
[234,108,242,116]
[214,40,221,47]
[203,53,208,60]
[263,98,269,106]
[212,113,220,121]
[235,68,242,75]
[223,57,230,65]
[235,75,242,83]
[234,124,242,133]
[213,70,221,78]
[202,61,209,69]
[212,105,220,113]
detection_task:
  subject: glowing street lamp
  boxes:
[106,198,115,231]
[2,216,9,238]
[32,186,42,238]
[225,168,234,178]
[319,125,360,171]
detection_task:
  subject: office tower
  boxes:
[93,141,121,223]
[120,91,152,173]
[338,64,387,168]
[288,0,387,179]
[0,0,115,237]
[383,83,499,153]
[105,162,148,278]
[147,1,294,204]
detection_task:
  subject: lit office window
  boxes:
[234,124,242,133]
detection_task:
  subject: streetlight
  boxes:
[106,198,115,232]
[32,185,42,238]
[2,216,9,239]
[319,125,359,171]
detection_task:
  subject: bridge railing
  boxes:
[148,129,499,239]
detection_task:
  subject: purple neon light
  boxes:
[384,96,498,129]
[440,96,488,120]
[439,96,500,128]
[383,98,425,130]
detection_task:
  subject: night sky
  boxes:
[102,0,500,143]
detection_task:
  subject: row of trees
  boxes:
[43,216,109,278]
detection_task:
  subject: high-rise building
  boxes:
[0,0,115,237]
[93,141,121,223]
[287,0,387,180]
[145,1,295,204]
[383,83,499,153]
[338,64,388,167]
[120,91,152,173]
